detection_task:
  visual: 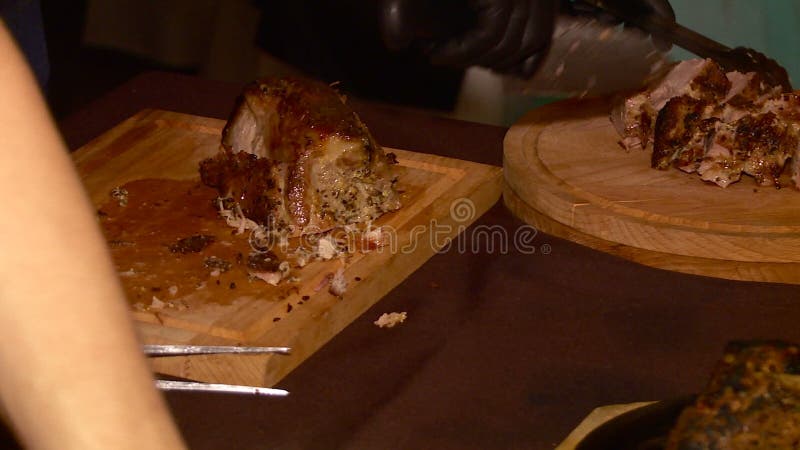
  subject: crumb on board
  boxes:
[329,268,347,297]
[251,271,282,286]
[316,235,339,260]
[110,186,129,207]
[150,296,165,310]
[374,312,407,328]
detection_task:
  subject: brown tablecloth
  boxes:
[61,72,800,450]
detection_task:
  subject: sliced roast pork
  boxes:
[611,58,729,152]
[696,122,742,188]
[200,77,401,235]
[720,71,783,122]
[651,95,718,170]
[612,57,800,189]
[697,114,799,188]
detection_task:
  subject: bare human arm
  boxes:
[0,22,186,450]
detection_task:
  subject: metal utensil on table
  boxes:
[145,344,291,397]
[144,344,291,357]
[577,0,793,92]
[154,380,289,397]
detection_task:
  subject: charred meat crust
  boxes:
[222,78,372,147]
[734,112,797,186]
[727,73,774,108]
[665,341,800,449]
[652,96,708,169]
[199,149,280,225]
[689,62,731,102]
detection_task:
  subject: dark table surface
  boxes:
[60,72,800,449]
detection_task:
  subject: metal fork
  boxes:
[578,0,793,91]
[145,344,291,397]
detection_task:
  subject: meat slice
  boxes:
[736,112,798,187]
[721,72,783,122]
[651,95,717,170]
[612,59,729,152]
[200,77,401,236]
[761,92,800,121]
[696,113,799,188]
[761,94,800,189]
[649,58,730,109]
[610,91,655,152]
[697,122,743,188]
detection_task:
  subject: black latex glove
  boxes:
[380,0,558,78]
[564,0,676,51]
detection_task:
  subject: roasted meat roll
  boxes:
[200,77,401,235]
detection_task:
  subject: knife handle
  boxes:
[577,0,728,56]
[379,0,477,50]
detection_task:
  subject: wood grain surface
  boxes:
[73,109,503,387]
[504,97,800,284]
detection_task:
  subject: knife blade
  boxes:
[577,0,792,92]
[155,380,290,397]
[143,344,291,357]
[380,1,670,96]
[505,14,670,97]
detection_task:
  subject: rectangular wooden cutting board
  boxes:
[73,109,502,387]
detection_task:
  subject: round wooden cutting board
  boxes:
[503,97,800,284]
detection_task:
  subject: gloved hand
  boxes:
[380,0,558,78]
[563,0,676,51]
[379,0,675,79]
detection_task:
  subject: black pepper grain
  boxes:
[169,234,215,254]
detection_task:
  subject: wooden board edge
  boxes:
[503,184,800,285]
[72,109,156,164]
[72,109,226,164]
